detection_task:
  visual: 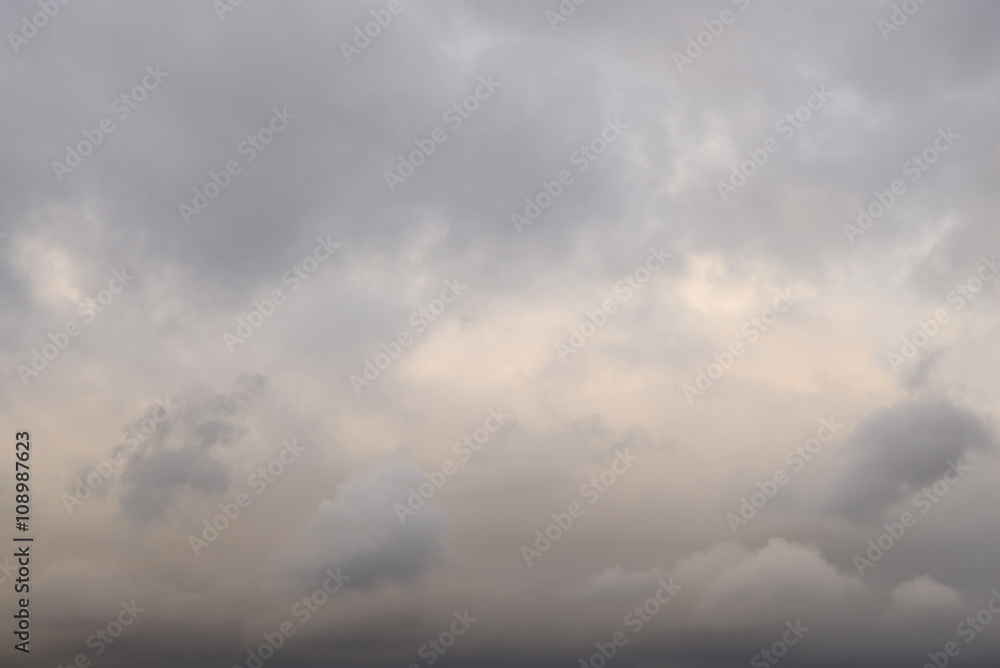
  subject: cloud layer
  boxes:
[2,1,1000,666]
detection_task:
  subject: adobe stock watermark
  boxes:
[340,0,414,63]
[224,236,341,352]
[56,600,144,668]
[921,587,1000,668]
[578,577,682,668]
[844,126,959,244]
[16,268,135,386]
[512,117,627,234]
[682,289,798,404]
[51,65,170,183]
[717,84,833,202]
[395,407,512,523]
[179,106,295,224]
[672,0,753,73]
[726,417,842,534]
[62,397,179,514]
[556,246,672,362]
[349,278,466,396]
[384,75,501,192]
[232,567,350,668]
[545,0,589,31]
[7,0,73,54]
[189,438,306,557]
[406,610,477,668]
[853,458,970,577]
[888,255,998,372]
[750,620,810,667]
[521,449,639,567]
[877,0,934,42]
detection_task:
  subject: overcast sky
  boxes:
[2,1,1000,666]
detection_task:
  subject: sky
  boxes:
[2,1,1000,666]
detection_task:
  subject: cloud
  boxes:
[266,458,455,590]
[822,399,993,520]
[687,538,864,629]
[116,375,266,524]
[904,348,948,392]
[883,575,964,624]
[4,0,1000,665]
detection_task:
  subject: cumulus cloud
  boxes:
[686,539,864,629]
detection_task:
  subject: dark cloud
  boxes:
[823,399,993,520]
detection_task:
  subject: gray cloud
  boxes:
[266,458,455,590]
[116,375,264,524]
[3,0,1000,666]
[823,399,993,520]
